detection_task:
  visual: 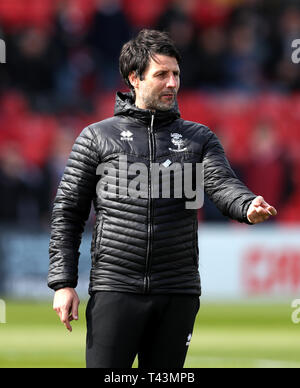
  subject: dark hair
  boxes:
[119,29,181,93]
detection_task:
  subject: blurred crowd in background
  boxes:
[0,0,300,229]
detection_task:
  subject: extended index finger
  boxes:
[61,307,72,332]
[267,206,277,216]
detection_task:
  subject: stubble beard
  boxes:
[141,91,176,111]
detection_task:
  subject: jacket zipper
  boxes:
[144,112,155,293]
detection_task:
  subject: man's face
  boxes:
[130,54,180,111]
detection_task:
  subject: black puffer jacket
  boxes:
[48,92,256,295]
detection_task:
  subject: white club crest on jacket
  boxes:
[169,133,187,152]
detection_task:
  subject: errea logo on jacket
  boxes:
[121,130,133,141]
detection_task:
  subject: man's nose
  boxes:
[166,74,177,88]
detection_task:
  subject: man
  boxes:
[48,29,277,368]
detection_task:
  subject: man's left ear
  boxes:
[128,71,139,90]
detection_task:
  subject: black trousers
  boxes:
[86,291,200,368]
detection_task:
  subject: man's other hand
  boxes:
[247,196,277,224]
[53,288,80,332]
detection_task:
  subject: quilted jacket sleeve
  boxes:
[48,126,99,290]
[203,128,256,223]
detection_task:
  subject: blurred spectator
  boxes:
[277,4,300,61]
[87,0,132,90]
[242,120,294,215]
[264,3,300,91]
[0,143,27,224]
[223,22,265,91]
[7,28,60,111]
[0,142,52,227]
[228,0,266,30]
[9,28,55,92]
[0,92,54,227]
[156,0,199,88]
[275,4,300,91]
[156,0,196,31]
[195,26,228,90]
[52,0,96,110]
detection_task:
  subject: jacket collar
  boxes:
[114,91,180,127]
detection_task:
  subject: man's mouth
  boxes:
[161,93,175,99]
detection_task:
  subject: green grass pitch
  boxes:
[0,300,299,368]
